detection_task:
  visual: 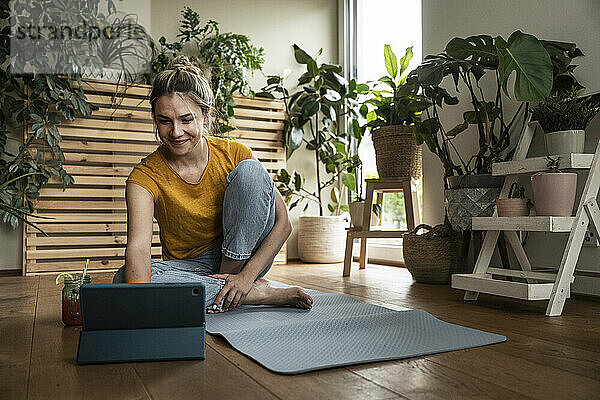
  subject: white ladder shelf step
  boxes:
[492,153,594,176]
[472,216,575,232]
[452,274,555,300]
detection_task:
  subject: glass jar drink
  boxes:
[61,275,91,326]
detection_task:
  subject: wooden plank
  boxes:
[27,222,159,233]
[48,139,157,154]
[26,276,152,399]
[29,213,127,223]
[60,118,154,133]
[58,126,157,142]
[48,175,127,186]
[38,188,125,197]
[27,234,161,246]
[26,259,128,273]
[493,153,594,176]
[0,277,38,400]
[229,129,283,141]
[233,95,285,110]
[27,246,162,260]
[74,79,151,96]
[234,118,284,131]
[34,200,127,210]
[348,230,407,239]
[33,150,145,165]
[452,274,554,300]
[234,107,286,120]
[236,137,284,149]
[472,216,575,232]
[62,165,133,176]
[85,93,151,109]
[487,267,557,281]
[91,106,152,120]
[134,346,279,400]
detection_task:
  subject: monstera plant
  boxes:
[411,30,582,231]
[413,30,582,179]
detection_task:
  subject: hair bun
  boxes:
[167,55,194,70]
[166,55,211,80]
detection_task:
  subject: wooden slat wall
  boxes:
[24,79,287,276]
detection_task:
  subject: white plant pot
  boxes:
[544,130,585,155]
[348,201,378,229]
[297,216,348,263]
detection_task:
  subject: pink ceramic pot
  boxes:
[531,172,577,216]
[496,198,530,217]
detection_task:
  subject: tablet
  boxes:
[76,283,206,365]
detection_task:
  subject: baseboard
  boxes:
[0,269,21,277]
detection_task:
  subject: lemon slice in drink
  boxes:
[55,272,74,285]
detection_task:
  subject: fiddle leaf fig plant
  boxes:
[412,30,582,180]
[269,45,363,216]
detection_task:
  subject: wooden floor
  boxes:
[1,261,599,400]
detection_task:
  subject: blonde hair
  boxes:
[150,55,215,135]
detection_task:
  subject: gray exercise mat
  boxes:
[206,285,506,374]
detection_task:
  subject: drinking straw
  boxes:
[82,258,89,282]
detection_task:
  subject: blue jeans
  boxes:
[113,159,276,310]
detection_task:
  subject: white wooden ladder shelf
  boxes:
[451,121,600,316]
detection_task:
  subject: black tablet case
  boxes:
[77,283,206,364]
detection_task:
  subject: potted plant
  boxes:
[363,45,430,179]
[151,7,265,133]
[496,182,531,217]
[531,86,600,155]
[531,156,577,217]
[269,45,362,263]
[1,0,104,231]
[412,30,582,231]
[347,168,381,229]
[81,12,154,84]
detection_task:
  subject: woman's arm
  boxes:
[124,182,155,282]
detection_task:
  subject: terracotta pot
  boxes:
[544,130,585,155]
[496,198,529,217]
[531,172,577,216]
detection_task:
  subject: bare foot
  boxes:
[244,278,313,310]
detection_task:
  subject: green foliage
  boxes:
[531,87,600,133]
[412,30,582,179]
[1,1,104,231]
[266,45,363,216]
[151,7,265,133]
[363,46,431,130]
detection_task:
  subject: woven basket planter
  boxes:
[298,216,348,263]
[372,125,422,179]
[402,224,463,284]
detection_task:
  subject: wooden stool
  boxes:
[343,178,421,276]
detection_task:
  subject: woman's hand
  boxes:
[209,273,254,311]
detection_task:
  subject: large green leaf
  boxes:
[342,172,356,191]
[293,44,313,64]
[445,35,498,68]
[384,44,398,79]
[496,31,553,102]
[396,47,413,84]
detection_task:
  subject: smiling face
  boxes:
[154,93,208,158]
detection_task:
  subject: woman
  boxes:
[113,56,313,313]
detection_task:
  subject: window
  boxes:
[344,0,423,262]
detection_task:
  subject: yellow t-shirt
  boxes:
[126,136,253,260]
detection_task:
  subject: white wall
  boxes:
[0,0,339,270]
[422,0,600,295]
